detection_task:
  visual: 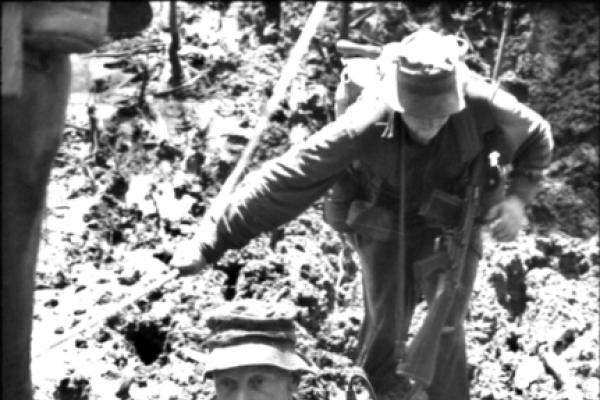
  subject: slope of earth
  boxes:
[32,2,598,400]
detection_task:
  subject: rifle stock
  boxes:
[396,154,485,386]
[396,276,456,385]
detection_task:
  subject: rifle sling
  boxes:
[394,112,407,361]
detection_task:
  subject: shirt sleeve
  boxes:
[200,96,385,263]
[488,87,554,203]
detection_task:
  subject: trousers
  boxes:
[350,226,480,400]
[2,50,71,400]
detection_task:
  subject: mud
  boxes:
[32,2,598,400]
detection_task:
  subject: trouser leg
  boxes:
[1,51,70,400]
[350,233,416,393]
[351,229,480,399]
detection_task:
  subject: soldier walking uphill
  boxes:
[171,30,553,400]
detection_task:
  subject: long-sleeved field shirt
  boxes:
[199,73,554,263]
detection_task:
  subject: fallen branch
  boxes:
[349,6,376,29]
[83,42,165,59]
[33,269,178,359]
[492,2,514,81]
[151,74,204,97]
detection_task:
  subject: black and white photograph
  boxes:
[2,2,598,399]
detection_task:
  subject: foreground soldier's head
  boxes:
[203,300,314,400]
[377,29,470,143]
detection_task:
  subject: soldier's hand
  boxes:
[170,238,209,277]
[484,195,528,242]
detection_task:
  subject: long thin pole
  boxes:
[209,1,329,218]
[492,2,513,81]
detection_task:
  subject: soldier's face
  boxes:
[213,365,297,400]
[402,114,450,144]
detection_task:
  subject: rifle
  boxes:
[395,153,486,387]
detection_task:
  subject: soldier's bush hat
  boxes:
[203,300,315,378]
[378,29,469,118]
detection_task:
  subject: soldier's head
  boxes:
[378,29,469,143]
[203,300,314,400]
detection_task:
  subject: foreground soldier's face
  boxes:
[213,365,298,400]
[402,114,451,144]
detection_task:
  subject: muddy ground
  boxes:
[31,2,598,400]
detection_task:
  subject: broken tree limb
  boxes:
[539,351,580,393]
[349,6,376,30]
[492,2,513,81]
[83,43,165,58]
[33,268,178,359]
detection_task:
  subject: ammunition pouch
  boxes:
[419,190,463,230]
[323,167,396,241]
[324,189,395,241]
[323,169,360,233]
[346,200,395,241]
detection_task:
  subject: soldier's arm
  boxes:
[200,95,387,263]
[488,87,554,203]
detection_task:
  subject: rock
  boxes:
[106,173,129,200]
[115,377,134,400]
[45,299,59,308]
[93,328,112,343]
[513,356,546,390]
[118,269,141,286]
[52,375,91,400]
[184,151,205,175]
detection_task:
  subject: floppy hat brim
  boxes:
[203,343,315,378]
[378,54,467,119]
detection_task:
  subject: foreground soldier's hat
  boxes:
[378,29,469,118]
[203,300,315,378]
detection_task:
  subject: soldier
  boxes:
[171,29,553,399]
[203,300,314,400]
[1,3,151,399]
